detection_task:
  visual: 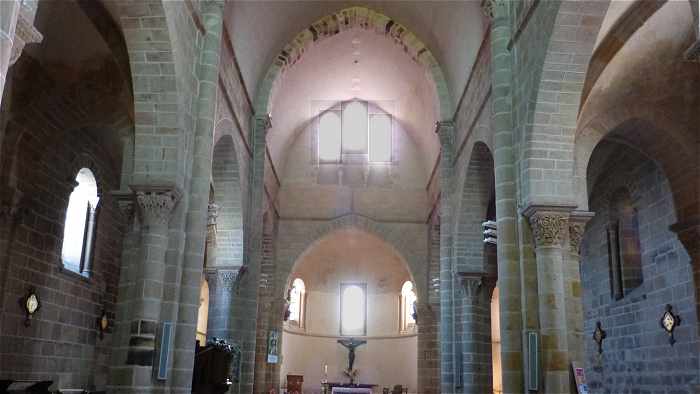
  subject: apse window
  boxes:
[340,283,367,336]
[288,278,306,328]
[369,114,392,162]
[400,281,417,333]
[318,111,342,163]
[61,168,100,277]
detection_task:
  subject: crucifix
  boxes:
[337,338,367,371]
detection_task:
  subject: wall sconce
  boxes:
[593,321,606,354]
[660,304,680,346]
[21,287,40,327]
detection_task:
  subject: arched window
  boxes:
[317,100,393,164]
[400,281,417,333]
[342,100,368,152]
[196,279,209,344]
[61,168,99,277]
[288,278,306,328]
[341,283,366,336]
[319,111,341,163]
[607,188,643,300]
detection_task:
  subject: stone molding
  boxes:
[523,205,574,248]
[569,211,594,255]
[130,184,181,227]
[10,7,42,66]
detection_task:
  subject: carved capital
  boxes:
[457,273,483,298]
[434,121,454,146]
[524,206,572,248]
[10,8,43,66]
[207,203,220,225]
[481,0,507,19]
[0,188,25,224]
[111,190,135,222]
[131,184,181,227]
[569,211,594,255]
[254,114,272,132]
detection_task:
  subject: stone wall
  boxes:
[0,79,124,390]
[581,142,699,392]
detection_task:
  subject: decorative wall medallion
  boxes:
[98,309,109,340]
[593,321,606,354]
[660,304,681,346]
[21,288,40,327]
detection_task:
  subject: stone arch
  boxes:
[454,141,495,275]
[254,6,452,121]
[573,105,698,221]
[516,0,611,206]
[278,214,427,302]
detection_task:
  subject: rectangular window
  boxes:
[607,222,623,300]
[340,283,367,336]
[369,114,392,162]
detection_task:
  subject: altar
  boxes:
[331,388,372,394]
[323,383,376,394]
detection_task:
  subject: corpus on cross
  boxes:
[337,337,367,371]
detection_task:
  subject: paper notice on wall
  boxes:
[572,362,588,394]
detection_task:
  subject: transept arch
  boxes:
[254,6,453,122]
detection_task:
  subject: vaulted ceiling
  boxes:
[225,1,488,172]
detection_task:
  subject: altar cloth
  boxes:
[331,388,372,394]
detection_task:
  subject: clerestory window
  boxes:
[288,278,306,328]
[400,281,417,333]
[317,100,393,164]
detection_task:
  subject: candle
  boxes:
[324,364,328,374]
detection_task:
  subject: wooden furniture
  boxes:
[0,380,53,393]
[192,340,237,394]
[286,374,303,394]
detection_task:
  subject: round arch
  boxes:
[454,141,495,274]
[254,6,453,121]
[278,214,427,302]
[574,104,698,219]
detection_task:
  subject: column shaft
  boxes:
[525,208,571,394]
[436,121,456,393]
[488,1,524,392]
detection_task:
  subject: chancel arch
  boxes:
[279,228,419,392]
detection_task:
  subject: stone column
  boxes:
[108,191,140,384]
[457,274,493,394]
[232,114,271,394]
[417,302,439,394]
[565,212,593,369]
[523,206,571,394]
[126,186,180,374]
[0,0,42,109]
[436,120,456,393]
[486,1,525,392]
